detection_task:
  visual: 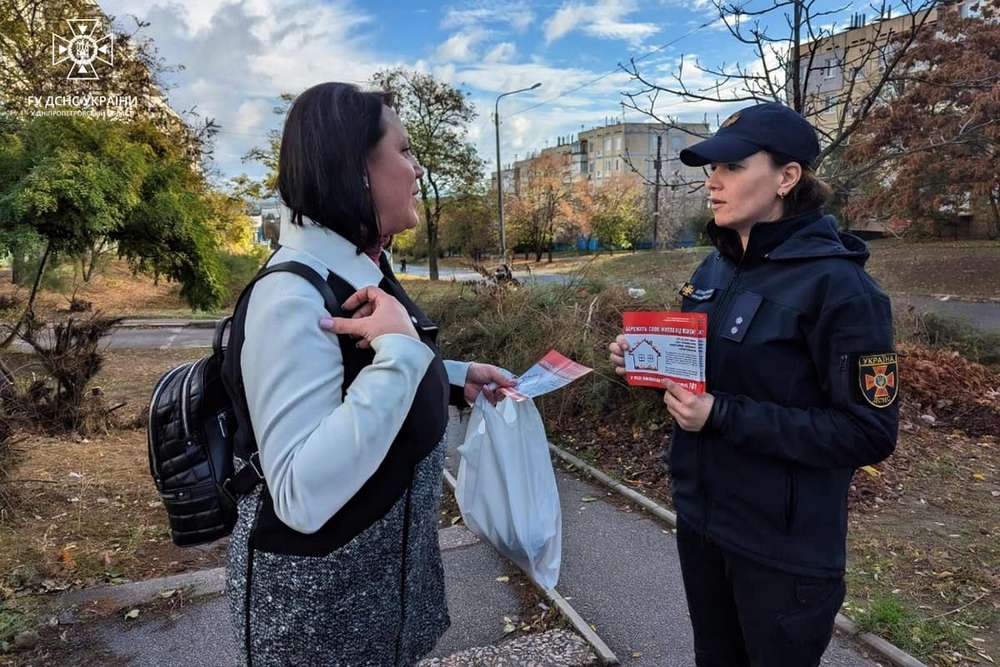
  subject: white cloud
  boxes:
[544,0,661,46]
[100,0,391,180]
[435,28,490,62]
[442,2,534,32]
[484,42,517,63]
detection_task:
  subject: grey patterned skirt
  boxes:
[225,439,450,666]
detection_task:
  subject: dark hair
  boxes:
[278,82,393,250]
[768,152,832,217]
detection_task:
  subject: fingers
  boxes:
[341,286,383,311]
[323,316,362,337]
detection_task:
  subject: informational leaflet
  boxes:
[500,350,592,402]
[622,311,708,393]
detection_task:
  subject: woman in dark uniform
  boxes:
[609,102,899,666]
[225,82,513,666]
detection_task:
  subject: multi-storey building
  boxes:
[792,1,991,238]
[495,120,710,246]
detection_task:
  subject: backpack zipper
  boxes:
[180,357,207,442]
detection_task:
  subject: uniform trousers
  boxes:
[675,519,845,667]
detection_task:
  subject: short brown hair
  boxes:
[768,152,832,216]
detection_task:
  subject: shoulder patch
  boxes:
[858,352,898,408]
[679,282,715,302]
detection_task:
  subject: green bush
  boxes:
[219,246,271,307]
[420,278,675,428]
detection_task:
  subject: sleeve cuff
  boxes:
[444,360,471,387]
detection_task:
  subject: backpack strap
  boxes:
[221,258,346,497]
[213,260,342,356]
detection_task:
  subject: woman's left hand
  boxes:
[664,380,715,432]
[464,363,517,406]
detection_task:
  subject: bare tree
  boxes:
[618,0,942,191]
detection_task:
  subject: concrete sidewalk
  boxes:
[51,524,596,666]
[443,411,883,667]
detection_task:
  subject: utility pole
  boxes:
[652,134,662,249]
[792,0,802,112]
[494,83,541,265]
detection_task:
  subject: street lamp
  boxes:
[494,82,541,265]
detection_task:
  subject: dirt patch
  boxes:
[864,239,1000,301]
[0,348,221,596]
[0,262,223,323]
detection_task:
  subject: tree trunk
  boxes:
[427,220,439,281]
[989,188,1000,240]
[1,240,52,350]
[547,247,552,263]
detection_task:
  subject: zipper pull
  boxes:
[217,412,229,439]
[839,354,848,372]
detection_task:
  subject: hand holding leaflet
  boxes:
[622,311,707,393]
[499,350,591,401]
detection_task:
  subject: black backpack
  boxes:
[147,260,342,546]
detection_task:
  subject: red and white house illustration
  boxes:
[622,311,708,393]
[628,338,663,371]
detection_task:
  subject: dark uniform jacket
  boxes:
[672,208,899,578]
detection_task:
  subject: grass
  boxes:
[854,595,966,659]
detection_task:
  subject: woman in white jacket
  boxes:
[225,81,512,666]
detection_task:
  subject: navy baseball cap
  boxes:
[679,103,820,168]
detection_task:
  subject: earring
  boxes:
[777,191,786,200]
[363,176,370,190]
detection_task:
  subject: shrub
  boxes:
[219,247,271,307]
[895,308,1000,367]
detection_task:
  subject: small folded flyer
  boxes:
[500,350,592,402]
[622,311,708,393]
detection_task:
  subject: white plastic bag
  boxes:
[455,393,562,589]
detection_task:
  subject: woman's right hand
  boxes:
[608,334,630,376]
[319,286,418,349]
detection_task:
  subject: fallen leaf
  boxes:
[861,465,881,478]
[495,576,509,583]
[581,496,597,502]
[124,609,140,620]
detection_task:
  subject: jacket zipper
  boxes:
[147,363,191,489]
[785,465,797,533]
[699,263,744,536]
[394,485,414,666]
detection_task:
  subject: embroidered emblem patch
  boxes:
[721,111,741,128]
[858,352,898,408]
[679,282,715,302]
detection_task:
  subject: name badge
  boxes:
[679,282,715,302]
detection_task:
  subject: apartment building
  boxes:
[794,0,984,135]
[496,120,710,245]
[792,0,990,238]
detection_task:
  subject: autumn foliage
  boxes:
[847,0,1000,236]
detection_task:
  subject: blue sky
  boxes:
[96,0,866,184]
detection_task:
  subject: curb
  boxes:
[442,468,619,665]
[117,319,221,329]
[547,442,928,667]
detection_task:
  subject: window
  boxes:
[615,158,620,171]
[670,135,685,156]
[823,57,838,79]
[614,136,623,151]
[824,94,837,110]
[604,137,612,152]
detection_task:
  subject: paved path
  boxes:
[898,294,1000,333]
[444,411,881,666]
[57,526,575,665]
